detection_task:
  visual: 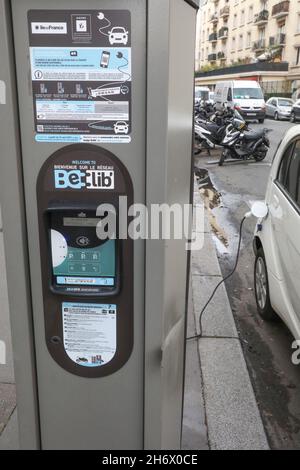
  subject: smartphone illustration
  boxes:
[100,51,110,69]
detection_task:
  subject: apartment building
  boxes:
[196,0,300,94]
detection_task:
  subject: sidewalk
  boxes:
[182,178,269,450]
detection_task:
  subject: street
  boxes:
[195,118,300,450]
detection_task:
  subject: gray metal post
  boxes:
[145,0,198,449]
[0,0,40,450]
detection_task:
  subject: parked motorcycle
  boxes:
[194,107,237,155]
[195,100,216,123]
[218,111,270,166]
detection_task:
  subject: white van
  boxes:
[214,80,266,123]
[195,86,210,105]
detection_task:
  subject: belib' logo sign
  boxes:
[54,170,115,190]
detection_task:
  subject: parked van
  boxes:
[195,86,210,105]
[214,80,266,123]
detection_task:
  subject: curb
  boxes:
[192,177,269,450]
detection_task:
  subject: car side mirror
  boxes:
[251,201,269,219]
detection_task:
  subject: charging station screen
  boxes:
[63,217,101,227]
[50,213,116,288]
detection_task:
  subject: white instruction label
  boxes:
[62,302,117,367]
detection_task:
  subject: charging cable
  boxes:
[187,213,250,341]
[98,13,111,37]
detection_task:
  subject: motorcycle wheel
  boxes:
[194,137,202,155]
[254,148,267,162]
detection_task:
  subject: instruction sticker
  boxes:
[62,303,117,367]
[28,10,132,143]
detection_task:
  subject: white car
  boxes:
[253,126,300,339]
[108,27,129,45]
[114,121,129,135]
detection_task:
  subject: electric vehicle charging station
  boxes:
[0,0,199,450]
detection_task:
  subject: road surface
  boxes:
[195,118,300,450]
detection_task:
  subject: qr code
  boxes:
[76,20,87,32]
[37,125,44,132]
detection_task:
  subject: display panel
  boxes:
[49,209,118,295]
[63,217,101,227]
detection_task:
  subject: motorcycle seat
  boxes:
[243,129,265,141]
[203,122,220,133]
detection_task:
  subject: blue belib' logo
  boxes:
[54,170,85,189]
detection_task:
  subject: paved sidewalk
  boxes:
[182,179,269,450]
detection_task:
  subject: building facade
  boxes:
[196,0,300,94]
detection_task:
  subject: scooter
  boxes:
[218,112,270,166]
[195,101,216,123]
[194,107,237,155]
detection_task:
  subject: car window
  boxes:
[233,88,263,99]
[278,99,293,107]
[286,141,300,205]
[278,143,294,187]
[278,141,300,207]
[227,88,232,101]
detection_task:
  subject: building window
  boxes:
[296,47,300,66]
[278,22,285,36]
[248,6,254,22]
[239,34,244,50]
[232,37,236,51]
[259,27,266,41]
[297,14,300,34]
[246,31,252,48]
[240,10,245,26]
[233,14,237,29]
[260,0,268,10]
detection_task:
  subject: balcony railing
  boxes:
[210,13,219,23]
[208,32,218,42]
[218,27,229,39]
[252,39,266,51]
[208,53,217,62]
[272,1,290,18]
[220,5,230,18]
[269,33,286,47]
[254,10,269,25]
[217,51,226,59]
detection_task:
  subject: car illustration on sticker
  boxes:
[114,121,129,135]
[108,27,129,45]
